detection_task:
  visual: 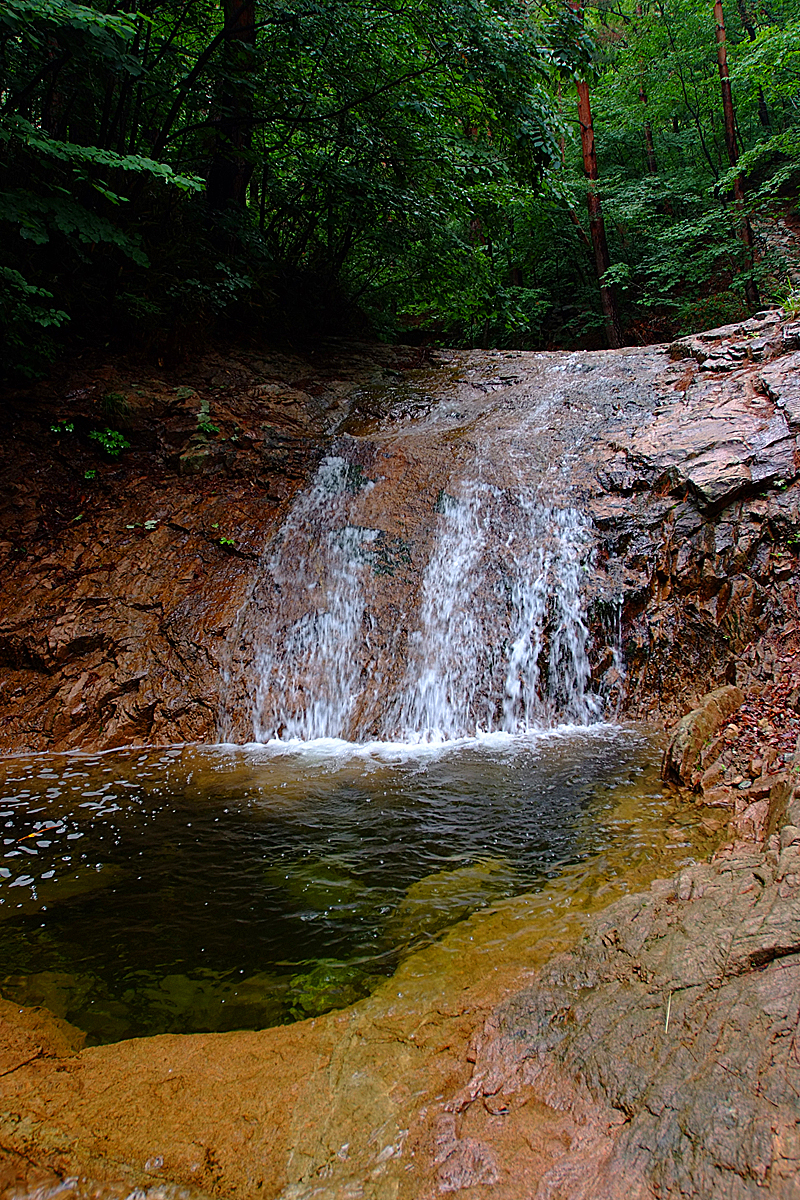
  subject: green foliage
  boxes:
[88,428,130,457]
[1,267,69,376]
[0,0,200,375]
[0,0,797,371]
[781,283,800,318]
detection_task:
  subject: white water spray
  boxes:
[227,448,610,744]
[384,482,600,741]
[249,456,374,741]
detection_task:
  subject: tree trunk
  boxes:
[636,4,658,174]
[735,0,771,127]
[713,0,759,307]
[714,0,738,166]
[207,0,256,211]
[639,81,659,175]
[575,79,623,348]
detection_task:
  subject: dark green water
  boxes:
[0,727,711,1043]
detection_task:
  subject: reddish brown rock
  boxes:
[2,315,800,749]
[0,343,424,751]
[449,822,800,1200]
[661,685,745,787]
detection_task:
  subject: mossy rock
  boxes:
[287,959,380,1019]
[383,858,516,948]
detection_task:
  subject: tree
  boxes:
[1,0,797,374]
[566,0,623,347]
[575,77,624,346]
[713,0,759,307]
[636,4,658,175]
[206,0,256,210]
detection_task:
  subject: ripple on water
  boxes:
[0,727,722,1043]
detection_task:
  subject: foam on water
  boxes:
[230,720,622,767]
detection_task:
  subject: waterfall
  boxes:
[225,450,608,745]
[248,456,375,741]
[384,483,601,741]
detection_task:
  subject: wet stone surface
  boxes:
[0,311,798,749]
[1,317,800,1197]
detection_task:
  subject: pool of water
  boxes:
[0,726,719,1043]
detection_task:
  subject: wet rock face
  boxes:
[0,311,798,749]
[445,800,800,1199]
[586,310,800,724]
[0,344,418,750]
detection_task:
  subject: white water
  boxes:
[385,483,600,741]
[250,456,376,741]
[228,451,610,744]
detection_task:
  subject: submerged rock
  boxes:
[383,858,517,947]
[263,855,393,924]
[287,960,379,1019]
[140,971,289,1036]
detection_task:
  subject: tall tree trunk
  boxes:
[713,0,759,306]
[558,80,593,247]
[636,4,658,174]
[207,0,256,210]
[735,0,771,127]
[575,79,623,348]
[639,81,659,175]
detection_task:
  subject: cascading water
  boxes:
[385,483,600,741]
[226,445,608,744]
[1,353,690,1059]
[248,455,377,741]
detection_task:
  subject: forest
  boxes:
[0,0,798,378]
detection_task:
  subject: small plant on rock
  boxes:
[780,277,800,318]
[101,391,130,420]
[89,427,130,457]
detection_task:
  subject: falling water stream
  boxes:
[0,357,717,1045]
[226,436,606,745]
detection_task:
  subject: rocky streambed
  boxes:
[0,720,798,1200]
[1,313,800,1197]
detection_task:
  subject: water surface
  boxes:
[0,727,718,1043]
